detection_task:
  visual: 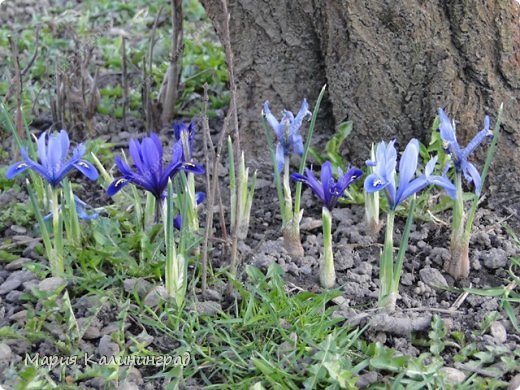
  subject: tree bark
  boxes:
[201,0,520,216]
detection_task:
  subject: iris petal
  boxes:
[37,132,48,168]
[290,99,311,136]
[466,162,482,196]
[6,161,32,179]
[74,160,99,181]
[396,139,419,203]
[395,176,428,206]
[364,173,389,193]
[275,143,285,173]
[262,101,280,134]
[107,177,130,196]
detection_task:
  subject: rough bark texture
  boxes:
[201,0,520,215]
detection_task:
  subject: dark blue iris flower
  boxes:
[107,133,204,199]
[364,139,455,209]
[6,130,99,187]
[263,99,312,172]
[438,108,492,195]
[173,191,206,230]
[173,121,195,161]
[291,161,362,210]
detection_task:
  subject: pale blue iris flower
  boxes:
[6,130,99,187]
[438,108,492,195]
[262,99,312,172]
[364,139,455,209]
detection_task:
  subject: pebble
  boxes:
[77,318,102,340]
[5,290,22,303]
[38,277,66,292]
[123,278,152,298]
[440,367,465,385]
[0,343,12,363]
[203,288,223,302]
[143,286,168,307]
[0,279,22,295]
[508,374,520,390]
[490,321,507,343]
[9,270,36,284]
[98,335,120,357]
[118,382,140,390]
[419,267,448,289]
[10,225,27,234]
[481,248,508,269]
[189,301,222,316]
[401,272,414,286]
[5,257,31,271]
[9,310,27,322]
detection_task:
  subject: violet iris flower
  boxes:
[291,161,362,210]
[6,130,99,187]
[107,133,204,199]
[173,191,205,230]
[173,121,195,161]
[438,108,492,195]
[364,139,455,209]
[44,196,99,221]
[263,99,312,172]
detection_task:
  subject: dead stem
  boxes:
[219,0,243,297]
[121,36,128,132]
[159,0,183,125]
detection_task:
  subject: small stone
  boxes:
[508,374,520,390]
[189,301,222,316]
[123,366,143,385]
[401,272,414,286]
[356,371,378,388]
[203,288,222,302]
[100,323,120,336]
[78,318,102,340]
[0,343,13,362]
[5,257,31,271]
[0,279,22,295]
[440,367,466,385]
[490,321,507,343]
[7,270,36,283]
[300,217,322,231]
[481,248,508,269]
[357,262,372,275]
[143,286,168,307]
[98,335,119,357]
[38,277,66,292]
[10,225,27,234]
[419,267,448,289]
[5,290,22,303]
[9,310,27,322]
[118,381,140,390]
[123,278,152,298]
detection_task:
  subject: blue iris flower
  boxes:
[173,121,195,161]
[44,196,99,221]
[6,130,99,186]
[291,161,363,210]
[263,99,312,172]
[438,108,492,195]
[364,139,455,209]
[107,133,204,199]
[173,191,206,230]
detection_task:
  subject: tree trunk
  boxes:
[201,0,520,216]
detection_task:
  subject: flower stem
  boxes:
[446,173,469,279]
[50,186,64,275]
[379,210,395,311]
[320,207,335,288]
[282,157,304,257]
[164,179,184,305]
